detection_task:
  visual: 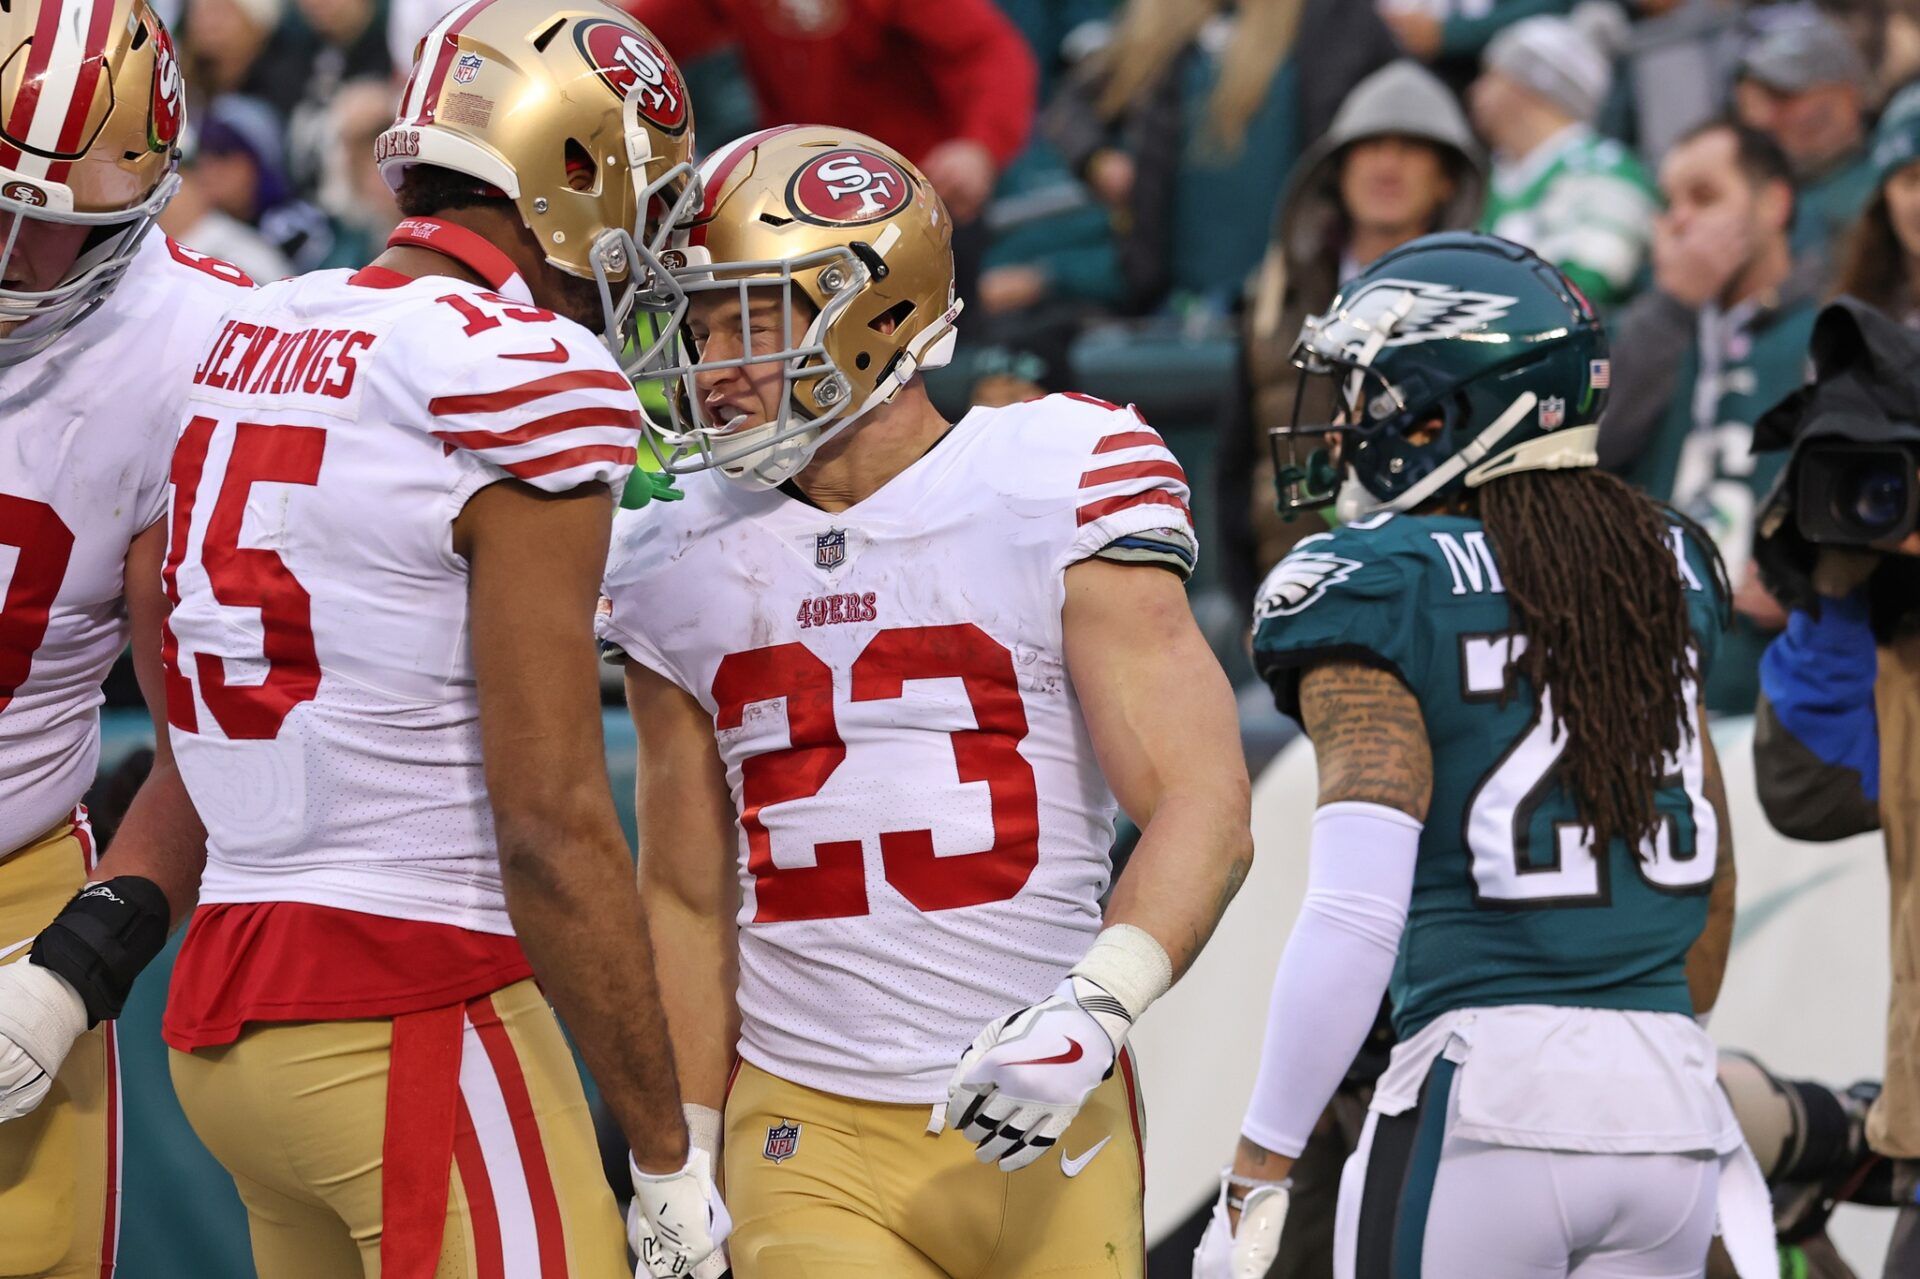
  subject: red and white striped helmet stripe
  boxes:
[398,0,499,128]
[0,0,119,183]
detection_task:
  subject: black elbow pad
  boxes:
[29,876,170,1026]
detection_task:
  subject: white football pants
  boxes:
[1334,1057,1720,1278]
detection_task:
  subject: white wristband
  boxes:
[683,1102,722,1160]
[1069,923,1173,1043]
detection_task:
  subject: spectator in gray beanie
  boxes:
[1470,4,1659,308]
[1736,12,1878,284]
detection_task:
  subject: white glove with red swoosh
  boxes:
[945,976,1125,1171]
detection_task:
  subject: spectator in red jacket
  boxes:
[626,0,1039,302]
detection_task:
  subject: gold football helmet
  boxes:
[644,125,963,489]
[379,0,697,374]
[0,0,185,364]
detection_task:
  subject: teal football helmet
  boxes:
[1272,232,1610,516]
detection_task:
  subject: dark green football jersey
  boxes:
[1253,511,1727,1040]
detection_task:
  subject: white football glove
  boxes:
[0,959,88,1123]
[627,1146,730,1278]
[945,976,1124,1171]
[1192,1171,1290,1279]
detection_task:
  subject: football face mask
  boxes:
[645,244,873,489]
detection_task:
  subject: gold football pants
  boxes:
[169,978,627,1279]
[0,811,115,1279]
[723,1055,1147,1278]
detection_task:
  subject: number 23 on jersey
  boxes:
[715,624,1041,925]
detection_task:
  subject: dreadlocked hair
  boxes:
[1476,468,1731,857]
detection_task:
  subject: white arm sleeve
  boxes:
[1239,801,1421,1158]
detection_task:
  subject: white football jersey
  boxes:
[599,394,1197,1102]
[0,235,252,856]
[165,265,640,935]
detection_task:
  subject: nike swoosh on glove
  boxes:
[945,976,1122,1171]
[0,960,88,1123]
[628,1148,731,1278]
[1192,1174,1289,1279]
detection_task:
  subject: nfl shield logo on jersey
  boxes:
[815,528,847,570]
[764,1120,801,1163]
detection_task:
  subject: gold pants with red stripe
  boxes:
[168,979,627,1279]
[723,1055,1147,1278]
[0,811,118,1279]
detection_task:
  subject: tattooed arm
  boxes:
[1299,662,1435,818]
[1062,557,1255,980]
[1229,660,1431,1193]
[1687,713,1736,1016]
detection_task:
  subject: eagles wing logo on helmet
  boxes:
[148,21,184,151]
[574,19,688,135]
[1346,278,1520,348]
[787,150,911,226]
[1254,548,1364,620]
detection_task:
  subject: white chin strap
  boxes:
[719,302,964,491]
[1368,392,1595,514]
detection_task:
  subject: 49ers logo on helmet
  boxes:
[787,150,911,227]
[148,21,184,151]
[574,20,687,136]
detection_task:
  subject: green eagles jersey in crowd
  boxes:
[1482,125,1657,311]
[1252,511,1726,1039]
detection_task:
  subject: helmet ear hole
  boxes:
[868,299,913,335]
[564,139,598,194]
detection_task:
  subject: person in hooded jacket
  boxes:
[1216,59,1487,616]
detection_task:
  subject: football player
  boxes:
[152,2,724,1275]
[0,2,253,1274]
[1192,233,1775,1278]
[598,126,1255,1277]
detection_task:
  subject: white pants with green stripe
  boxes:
[1334,1065,1719,1277]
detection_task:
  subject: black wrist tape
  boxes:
[29,876,170,1026]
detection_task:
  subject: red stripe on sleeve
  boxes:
[433,405,641,452]
[469,996,569,1277]
[429,370,634,416]
[1075,489,1191,527]
[453,1096,507,1279]
[1091,430,1166,455]
[1079,459,1187,489]
[499,444,637,480]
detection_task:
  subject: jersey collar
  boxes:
[385,217,537,306]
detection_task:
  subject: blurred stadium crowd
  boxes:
[127,0,1920,735]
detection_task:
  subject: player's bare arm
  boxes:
[459,479,690,1173]
[1230,660,1433,1192]
[81,521,208,919]
[626,660,741,1132]
[1061,556,1253,977]
[1688,715,1737,1016]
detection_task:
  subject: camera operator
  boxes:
[1751,295,1920,1276]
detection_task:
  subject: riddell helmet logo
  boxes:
[149,21,184,150]
[2,181,48,207]
[787,150,910,226]
[574,20,688,136]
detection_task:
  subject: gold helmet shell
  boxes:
[0,0,186,363]
[647,125,963,488]
[379,0,696,370]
